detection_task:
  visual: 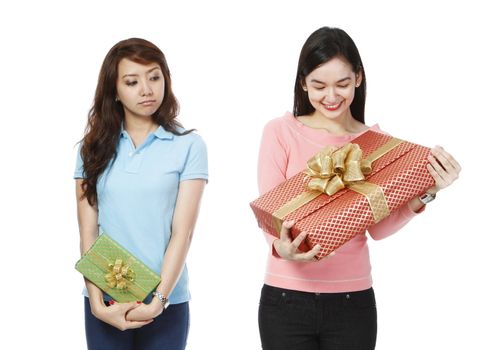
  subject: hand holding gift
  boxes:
[126,297,165,322]
[91,301,153,331]
[426,146,461,194]
[273,220,321,261]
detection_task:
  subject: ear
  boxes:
[355,70,363,88]
[301,79,308,92]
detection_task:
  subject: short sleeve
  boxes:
[74,143,85,179]
[179,135,209,182]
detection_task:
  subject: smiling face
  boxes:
[116,58,165,120]
[303,56,362,121]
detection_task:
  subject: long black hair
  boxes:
[293,27,366,123]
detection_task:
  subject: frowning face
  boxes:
[116,58,165,120]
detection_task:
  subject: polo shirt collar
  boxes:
[120,125,174,140]
[154,126,174,140]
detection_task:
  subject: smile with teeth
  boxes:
[322,101,342,111]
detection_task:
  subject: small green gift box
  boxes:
[75,234,161,302]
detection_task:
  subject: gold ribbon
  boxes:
[272,138,404,230]
[105,258,135,290]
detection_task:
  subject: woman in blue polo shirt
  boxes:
[75,38,208,350]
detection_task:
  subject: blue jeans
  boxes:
[84,297,189,350]
[259,285,377,350]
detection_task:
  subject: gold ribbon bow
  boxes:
[304,143,372,196]
[105,258,135,290]
[272,138,404,229]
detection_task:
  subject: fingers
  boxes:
[292,231,308,247]
[428,146,461,189]
[294,244,321,261]
[279,220,295,241]
[122,301,143,312]
[124,319,154,330]
[277,221,332,262]
[432,146,462,173]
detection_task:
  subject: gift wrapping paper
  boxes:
[75,234,161,302]
[250,130,435,259]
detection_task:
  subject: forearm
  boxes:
[368,202,420,240]
[155,231,193,298]
[76,179,104,310]
[154,179,205,299]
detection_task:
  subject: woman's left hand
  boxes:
[126,298,164,322]
[426,146,461,194]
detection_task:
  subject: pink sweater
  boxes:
[258,112,421,293]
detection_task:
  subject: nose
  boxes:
[140,80,153,96]
[325,88,337,100]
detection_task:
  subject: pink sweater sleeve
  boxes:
[367,203,424,240]
[257,120,288,195]
[257,120,288,247]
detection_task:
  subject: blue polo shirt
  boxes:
[74,126,208,304]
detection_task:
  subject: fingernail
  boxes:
[109,300,115,305]
[136,301,142,304]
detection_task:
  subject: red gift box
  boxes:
[250,130,435,260]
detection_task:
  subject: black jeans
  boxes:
[259,285,377,350]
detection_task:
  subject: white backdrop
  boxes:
[1,1,494,349]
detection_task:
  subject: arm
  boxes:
[126,179,206,320]
[76,179,151,330]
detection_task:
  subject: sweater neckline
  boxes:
[283,111,380,146]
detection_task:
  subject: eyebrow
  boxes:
[310,77,351,84]
[122,66,161,78]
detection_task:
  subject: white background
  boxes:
[1,0,495,349]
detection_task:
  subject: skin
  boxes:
[273,56,461,261]
[77,58,206,330]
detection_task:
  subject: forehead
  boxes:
[118,58,161,76]
[306,56,354,82]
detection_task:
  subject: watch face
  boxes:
[420,193,435,204]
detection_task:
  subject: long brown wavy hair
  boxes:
[80,38,189,206]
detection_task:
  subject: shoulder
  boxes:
[176,131,207,161]
[368,123,389,136]
[173,128,206,147]
[262,111,295,137]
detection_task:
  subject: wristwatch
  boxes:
[419,192,436,205]
[152,291,170,308]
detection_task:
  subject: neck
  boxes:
[307,110,363,135]
[124,115,158,136]
[123,116,158,148]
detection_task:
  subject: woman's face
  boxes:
[303,56,361,121]
[116,58,165,120]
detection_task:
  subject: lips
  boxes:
[322,101,343,111]
[139,100,156,106]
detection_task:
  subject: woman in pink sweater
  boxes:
[257,27,461,350]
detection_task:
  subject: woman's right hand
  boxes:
[91,300,153,331]
[273,220,321,261]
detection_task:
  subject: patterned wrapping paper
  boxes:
[250,130,435,260]
[75,234,161,302]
